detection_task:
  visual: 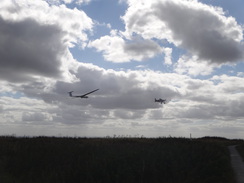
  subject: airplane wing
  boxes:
[79,89,99,97]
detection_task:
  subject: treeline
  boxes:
[0,136,238,183]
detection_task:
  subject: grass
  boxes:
[0,136,240,183]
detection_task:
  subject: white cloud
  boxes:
[88,34,128,62]
[0,17,66,82]
[22,112,50,122]
[1,62,244,137]
[122,0,244,65]
[1,0,94,44]
[87,0,244,73]
[1,0,244,138]
[174,55,217,76]
[0,96,55,125]
[123,39,164,61]
[0,0,93,82]
[211,74,244,93]
[88,31,164,63]
[237,72,244,77]
[12,61,243,122]
[75,0,92,5]
[44,0,92,6]
[162,47,172,65]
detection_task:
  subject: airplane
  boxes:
[155,98,167,104]
[68,89,99,99]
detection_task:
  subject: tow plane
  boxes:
[68,89,99,99]
[155,98,167,104]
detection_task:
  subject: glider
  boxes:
[68,89,99,99]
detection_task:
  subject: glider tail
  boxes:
[68,91,73,97]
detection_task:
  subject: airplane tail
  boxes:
[68,91,73,97]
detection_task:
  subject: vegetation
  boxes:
[0,136,238,183]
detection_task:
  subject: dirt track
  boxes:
[228,146,244,183]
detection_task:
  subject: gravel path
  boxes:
[228,145,244,183]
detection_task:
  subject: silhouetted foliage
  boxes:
[0,136,236,183]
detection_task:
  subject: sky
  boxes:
[0,0,244,139]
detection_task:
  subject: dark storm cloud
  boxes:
[0,16,65,82]
[153,1,243,63]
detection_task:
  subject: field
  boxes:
[0,136,242,183]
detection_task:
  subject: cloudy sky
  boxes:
[0,0,244,138]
